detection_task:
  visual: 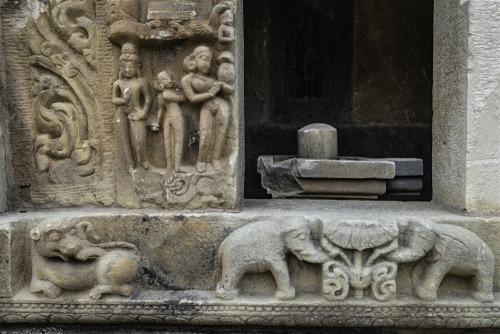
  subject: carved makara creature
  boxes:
[208,1,235,44]
[30,218,139,299]
[216,217,329,300]
[390,220,494,302]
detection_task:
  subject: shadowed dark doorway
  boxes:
[244,0,433,200]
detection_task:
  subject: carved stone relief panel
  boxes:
[214,218,495,303]
[1,0,242,210]
[30,218,139,299]
[107,0,242,210]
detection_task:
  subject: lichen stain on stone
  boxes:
[183,220,210,235]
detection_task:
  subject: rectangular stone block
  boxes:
[293,159,395,179]
[386,177,423,192]
[0,222,25,297]
[340,157,423,176]
[147,1,198,21]
[296,179,386,196]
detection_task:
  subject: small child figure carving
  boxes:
[151,70,189,173]
[218,8,235,44]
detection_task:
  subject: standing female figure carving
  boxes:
[181,46,229,173]
[151,70,189,173]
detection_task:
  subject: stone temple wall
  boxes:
[1,0,500,332]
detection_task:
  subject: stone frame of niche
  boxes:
[432,0,500,213]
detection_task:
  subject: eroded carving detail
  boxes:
[30,218,139,299]
[322,220,399,301]
[163,173,225,208]
[50,0,97,67]
[391,220,495,302]
[215,217,329,300]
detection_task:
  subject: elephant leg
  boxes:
[216,265,244,300]
[471,267,494,302]
[269,260,295,300]
[414,261,450,301]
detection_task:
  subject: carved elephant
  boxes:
[215,217,329,300]
[392,219,494,302]
[30,218,139,299]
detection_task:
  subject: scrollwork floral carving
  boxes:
[322,220,399,301]
[29,0,97,179]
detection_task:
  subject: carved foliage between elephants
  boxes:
[322,220,399,302]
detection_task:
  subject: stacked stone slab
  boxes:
[258,124,423,199]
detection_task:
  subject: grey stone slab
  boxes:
[293,159,395,179]
[387,177,423,193]
[340,157,423,176]
[296,179,386,196]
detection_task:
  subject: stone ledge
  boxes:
[2,290,500,328]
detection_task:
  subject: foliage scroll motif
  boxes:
[29,0,98,178]
[322,220,399,302]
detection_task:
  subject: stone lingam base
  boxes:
[1,200,500,329]
[257,124,424,200]
[258,156,423,199]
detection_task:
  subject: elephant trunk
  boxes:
[291,243,330,263]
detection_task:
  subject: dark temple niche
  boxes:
[244,0,433,200]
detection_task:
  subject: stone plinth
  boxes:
[1,200,500,328]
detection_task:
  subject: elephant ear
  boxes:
[425,228,448,262]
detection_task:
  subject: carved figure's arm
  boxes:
[181,75,220,104]
[221,82,235,95]
[153,93,165,129]
[163,89,186,103]
[138,79,152,120]
[112,81,127,106]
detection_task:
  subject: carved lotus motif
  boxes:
[322,220,399,301]
[325,220,399,250]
